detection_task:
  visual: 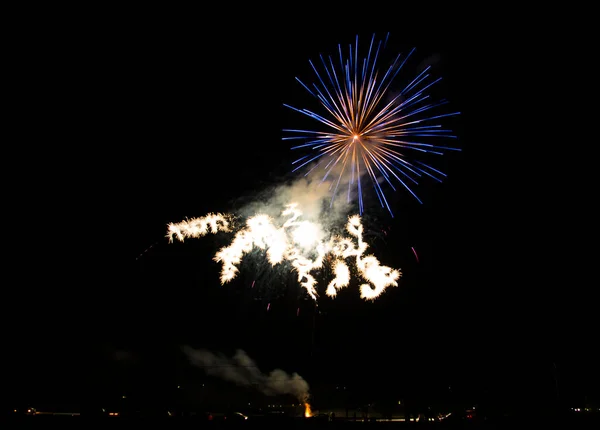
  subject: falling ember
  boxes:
[297,307,300,317]
[267,303,270,311]
[304,402,312,418]
[411,246,419,263]
[251,280,255,288]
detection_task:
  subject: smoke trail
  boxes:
[182,346,310,402]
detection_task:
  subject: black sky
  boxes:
[5,13,597,413]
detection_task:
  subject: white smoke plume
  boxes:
[235,174,352,233]
[182,346,310,402]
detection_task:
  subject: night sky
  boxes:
[6,15,597,414]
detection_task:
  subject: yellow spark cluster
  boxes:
[166,213,232,241]
[166,203,401,301]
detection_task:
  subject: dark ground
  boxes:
[3,413,600,429]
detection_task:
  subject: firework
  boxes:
[283,33,460,216]
[167,203,401,301]
[411,246,419,263]
[166,213,232,241]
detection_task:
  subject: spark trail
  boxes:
[167,203,401,301]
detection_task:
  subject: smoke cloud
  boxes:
[235,171,353,236]
[182,346,310,402]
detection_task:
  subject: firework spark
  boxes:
[411,246,419,263]
[167,203,401,301]
[283,32,460,217]
[166,213,232,242]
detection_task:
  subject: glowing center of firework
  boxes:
[292,221,320,249]
[304,402,312,418]
[167,203,401,301]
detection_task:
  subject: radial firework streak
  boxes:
[167,203,401,301]
[284,33,460,216]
